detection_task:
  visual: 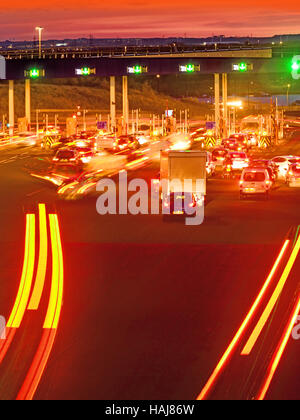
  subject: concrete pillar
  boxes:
[8,80,14,136]
[110,76,116,132]
[214,74,220,138]
[122,76,129,134]
[25,79,31,127]
[222,73,228,138]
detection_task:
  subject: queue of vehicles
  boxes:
[32,123,300,204]
[208,144,300,198]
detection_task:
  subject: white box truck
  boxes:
[160,150,206,222]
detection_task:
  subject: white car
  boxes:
[240,168,272,199]
[270,156,299,180]
[286,163,300,187]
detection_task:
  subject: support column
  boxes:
[110,76,116,132]
[8,80,14,137]
[25,79,31,128]
[122,76,129,134]
[214,74,220,138]
[222,73,228,138]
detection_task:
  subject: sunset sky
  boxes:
[1,1,300,40]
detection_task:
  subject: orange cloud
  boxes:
[0,1,300,40]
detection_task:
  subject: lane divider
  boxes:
[17,214,64,400]
[241,233,300,355]
[196,238,290,400]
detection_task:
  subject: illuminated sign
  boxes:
[165,110,174,117]
[179,64,200,73]
[232,63,253,72]
[127,65,148,74]
[75,67,96,76]
[291,56,300,80]
[24,68,45,78]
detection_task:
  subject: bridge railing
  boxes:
[1,44,274,60]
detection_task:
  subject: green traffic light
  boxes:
[239,63,247,71]
[292,62,300,71]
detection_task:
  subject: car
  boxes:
[74,146,95,164]
[113,136,139,153]
[211,148,229,173]
[286,163,300,187]
[222,138,242,151]
[53,148,81,165]
[270,156,299,180]
[240,168,272,199]
[190,127,206,142]
[249,159,278,182]
[226,151,249,172]
[229,133,252,148]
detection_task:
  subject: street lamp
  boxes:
[287,83,291,107]
[35,27,44,59]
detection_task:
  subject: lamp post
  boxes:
[287,83,291,108]
[35,27,43,59]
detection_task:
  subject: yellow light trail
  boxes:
[257,293,300,400]
[241,234,300,355]
[196,239,290,400]
[7,214,36,328]
[28,204,48,310]
[17,213,64,400]
[43,214,64,329]
[77,182,96,195]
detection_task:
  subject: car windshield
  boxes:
[76,148,91,153]
[230,153,246,159]
[291,166,300,174]
[244,172,266,182]
[213,150,227,157]
[57,150,75,159]
[118,138,129,145]
[251,161,267,166]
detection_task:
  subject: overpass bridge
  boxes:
[0,47,299,136]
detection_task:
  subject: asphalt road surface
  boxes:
[0,134,299,400]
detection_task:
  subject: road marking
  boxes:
[17,213,64,400]
[241,234,300,355]
[196,239,290,400]
[28,204,48,310]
